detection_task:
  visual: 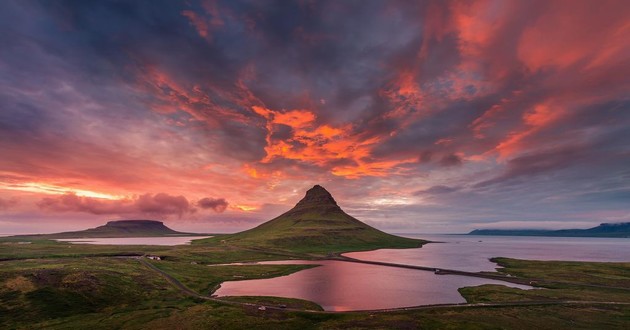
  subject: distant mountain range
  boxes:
[11,220,198,239]
[469,222,630,238]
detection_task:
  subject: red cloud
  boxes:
[37,193,192,218]
[181,1,225,40]
[518,1,628,72]
[181,10,209,39]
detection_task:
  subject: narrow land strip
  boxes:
[137,257,630,314]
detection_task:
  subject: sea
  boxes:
[214,234,629,311]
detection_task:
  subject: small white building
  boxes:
[146,255,161,260]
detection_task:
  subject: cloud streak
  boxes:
[0,0,628,233]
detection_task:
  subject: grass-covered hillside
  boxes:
[196,185,425,253]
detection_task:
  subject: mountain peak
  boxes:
[203,184,424,253]
[293,184,338,210]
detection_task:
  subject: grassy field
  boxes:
[460,258,630,304]
[1,238,629,329]
[151,260,318,295]
[195,209,426,255]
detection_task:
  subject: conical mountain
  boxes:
[205,185,424,253]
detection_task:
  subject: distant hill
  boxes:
[469,222,630,238]
[196,185,425,253]
[12,220,197,239]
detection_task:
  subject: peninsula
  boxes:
[469,222,630,238]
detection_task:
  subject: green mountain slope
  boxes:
[198,185,425,253]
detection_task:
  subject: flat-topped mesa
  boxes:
[105,220,165,228]
[292,185,339,210]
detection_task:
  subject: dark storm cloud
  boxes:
[1,0,629,233]
[439,154,463,167]
[473,147,586,188]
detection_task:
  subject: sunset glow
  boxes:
[0,182,123,200]
[0,0,628,234]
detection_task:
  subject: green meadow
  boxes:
[1,238,629,329]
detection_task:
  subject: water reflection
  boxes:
[55,236,210,246]
[214,260,531,311]
[346,234,630,272]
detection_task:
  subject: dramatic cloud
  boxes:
[37,193,192,218]
[197,197,228,213]
[0,0,628,233]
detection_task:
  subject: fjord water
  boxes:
[345,234,630,272]
[215,234,629,311]
[55,236,210,246]
[214,259,531,311]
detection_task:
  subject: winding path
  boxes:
[136,257,630,314]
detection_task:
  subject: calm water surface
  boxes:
[215,235,629,310]
[55,236,210,246]
[214,259,531,311]
[346,234,630,272]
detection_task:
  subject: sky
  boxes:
[0,0,629,234]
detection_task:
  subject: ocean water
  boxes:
[346,234,630,272]
[214,234,628,311]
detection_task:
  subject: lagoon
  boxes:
[55,236,210,246]
[53,233,630,310]
[214,234,629,310]
[214,259,531,311]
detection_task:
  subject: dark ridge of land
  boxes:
[469,222,630,238]
[8,220,203,239]
[195,185,426,253]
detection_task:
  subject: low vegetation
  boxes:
[460,257,630,305]
[151,260,318,295]
[196,186,426,254]
[1,188,627,328]
[1,241,628,329]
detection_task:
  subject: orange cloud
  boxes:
[249,106,411,178]
[495,103,563,159]
[138,66,251,125]
[380,70,424,124]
